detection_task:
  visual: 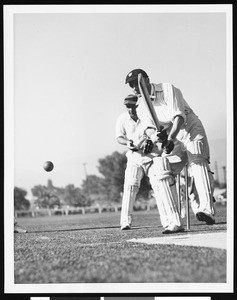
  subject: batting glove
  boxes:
[151,126,168,143]
[162,139,174,154]
[157,127,168,143]
[142,138,154,154]
[127,140,138,151]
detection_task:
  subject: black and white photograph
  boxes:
[4,3,233,295]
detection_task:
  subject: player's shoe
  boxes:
[162,225,185,234]
[121,222,131,230]
[196,212,215,225]
[14,223,27,233]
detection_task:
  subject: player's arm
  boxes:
[116,136,139,151]
[162,115,184,154]
[168,115,184,141]
[116,136,128,146]
[144,126,156,138]
[115,115,137,150]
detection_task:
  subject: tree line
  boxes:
[14,151,152,210]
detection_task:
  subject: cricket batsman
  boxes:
[125,68,215,225]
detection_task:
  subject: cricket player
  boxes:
[116,94,184,234]
[125,68,215,225]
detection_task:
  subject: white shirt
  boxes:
[137,82,207,144]
[137,82,193,130]
[115,111,155,147]
[115,111,162,165]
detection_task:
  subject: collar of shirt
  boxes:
[150,83,163,100]
[128,114,140,123]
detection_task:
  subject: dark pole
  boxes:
[222,166,227,187]
[214,161,220,187]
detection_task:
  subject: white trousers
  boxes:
[168,112,215,217]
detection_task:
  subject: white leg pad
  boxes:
[150,184,170,227]
[120,185,139,225]
[120,161,143,226]
[151,157,182,228]
[189,191,200,216]
[188,176,199,215]
[190,162,214,216]
[187,140,214,216]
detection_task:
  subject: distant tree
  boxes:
[14,187,30,210]
[96,151,154,203]
[97,151,127,203]
[62,184,90,207]
[81,174,106,203]
[31,179,61,208]
[137,176,152,201]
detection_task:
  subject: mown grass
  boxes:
[14,205,227,283]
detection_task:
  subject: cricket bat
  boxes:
[138,73,161,131]
[138,73,181,160]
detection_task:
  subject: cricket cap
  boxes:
[125,69,148,84]
[124,94,138,105]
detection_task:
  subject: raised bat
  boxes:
[138,73,161,132]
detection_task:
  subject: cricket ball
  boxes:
[43,161,54,172]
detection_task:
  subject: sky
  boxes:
[5,5,231,199]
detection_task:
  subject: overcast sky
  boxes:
[5,5,231,198]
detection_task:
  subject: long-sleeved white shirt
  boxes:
[115,111,155,148]
[137,82,207,144]
[137,82,193,128]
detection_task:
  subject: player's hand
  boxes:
[162,139,174,154]
[157,127,168,143]
[151,126,168,143]
[127,140,138,151]
[142,138,154,154]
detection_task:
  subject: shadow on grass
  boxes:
[23,224,165,234]
[24,222,226,234]
[26,225,119,233]
[193,221,227,226]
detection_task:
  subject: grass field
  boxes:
[14,205,227,284]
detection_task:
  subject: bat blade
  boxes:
[138,73,161,131]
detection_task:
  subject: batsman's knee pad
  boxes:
[120,184,139,225]
[151,157,181,228]
[153,156,176,185]
[124,162,144,186]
